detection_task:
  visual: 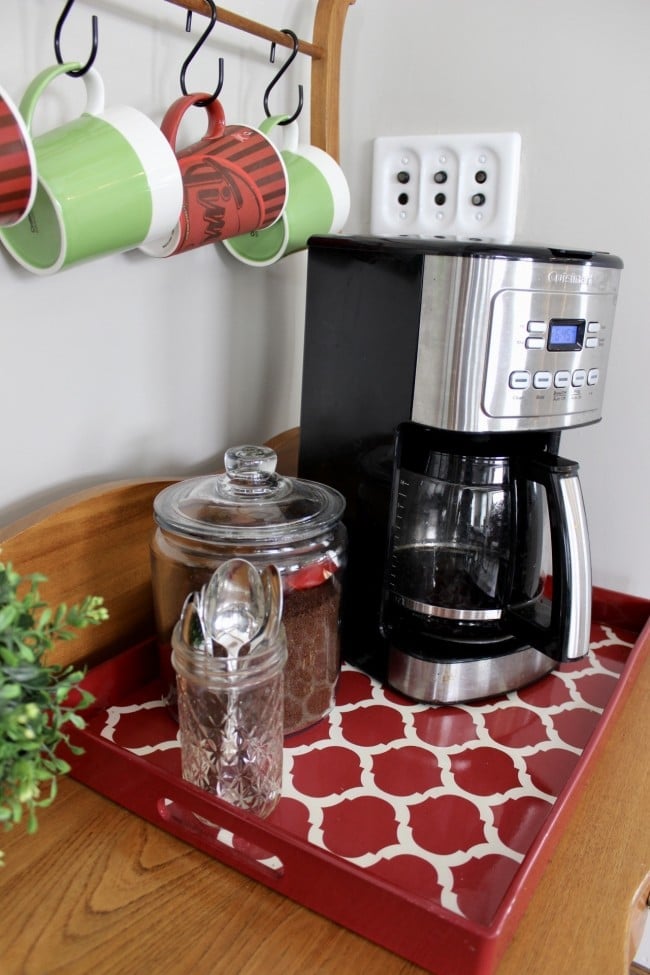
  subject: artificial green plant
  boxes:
[0,561,108,863]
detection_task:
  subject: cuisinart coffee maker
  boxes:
[298,235,623,702]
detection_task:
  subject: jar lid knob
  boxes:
[223,445,278,494]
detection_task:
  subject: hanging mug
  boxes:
[0,82,37,227]
[222,116,350,267]
[141,93,288,258]
[0,63,183,274]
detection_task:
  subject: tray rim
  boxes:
[67,585,650,975]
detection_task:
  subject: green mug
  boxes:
[223,117,350,267]
[0,63,183,275]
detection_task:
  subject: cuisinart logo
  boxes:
[548,270,594,286]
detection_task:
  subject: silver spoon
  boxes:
[198,560,268,768]
[200,558,266,657]
[249,564,283,653]
[179,591,208,650]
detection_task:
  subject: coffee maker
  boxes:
[298,235,622,702]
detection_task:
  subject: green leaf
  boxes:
[0,605,17,630]
[0,561,107,862]
[66,712,87,730]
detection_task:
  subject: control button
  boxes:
[527,320,546,334]
[587,321,601,333]
[587,368,600,385]
[533,371,552,389]
[525,337,546,350]
[554,370,571,389]
[585,336,599,349]
[572,369,587,387]
[509,370,531,390]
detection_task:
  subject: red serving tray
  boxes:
[67,586,650,975]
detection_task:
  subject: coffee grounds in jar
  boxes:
[282,575,341,735]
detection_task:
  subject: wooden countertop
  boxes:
[1,429,649,975]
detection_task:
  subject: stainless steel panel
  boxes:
[388,642,555,703]
[558,473,593,659]
[395,592,503,622]
[412,253,621,433]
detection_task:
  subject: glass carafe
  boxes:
[381,422,590,665]
[382,436,543,640]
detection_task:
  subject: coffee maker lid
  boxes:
[307,234,623,270]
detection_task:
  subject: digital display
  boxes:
[547,318,585,352]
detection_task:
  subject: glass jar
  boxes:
[172,619,286,817]
[151,445,347,734]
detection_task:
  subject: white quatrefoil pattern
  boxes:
[98,621,633,929]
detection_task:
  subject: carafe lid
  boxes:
[153,444,345,545]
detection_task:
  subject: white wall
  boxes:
[1,0,648,601]
[0,0,312,522]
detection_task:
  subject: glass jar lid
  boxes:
[153,445,345,545]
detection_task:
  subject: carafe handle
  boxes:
[506,453,592,661]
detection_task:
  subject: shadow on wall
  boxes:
[0,443,220,532]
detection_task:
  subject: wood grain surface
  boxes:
[0,478,175,669]
[0,426,648,975]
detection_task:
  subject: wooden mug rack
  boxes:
[163,0,357,161]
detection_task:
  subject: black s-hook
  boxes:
[263,29,304,126]
[54,0,99,78]
[180,1,224,107]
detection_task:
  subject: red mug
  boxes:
[141,94,287,257]
[0,82,37,227]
